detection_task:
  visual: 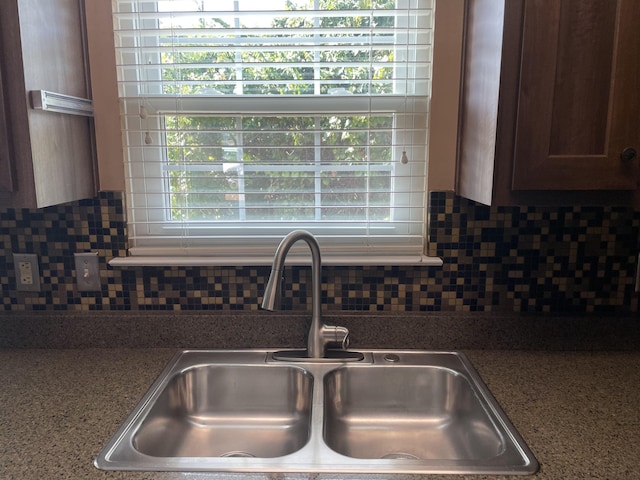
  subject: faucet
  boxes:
[261,230,350,359]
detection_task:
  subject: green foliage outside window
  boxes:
[163,0,397,222]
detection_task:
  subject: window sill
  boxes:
[108,254,443,267]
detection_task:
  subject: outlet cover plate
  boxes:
[74,252,101,292]
[13,253,41,292]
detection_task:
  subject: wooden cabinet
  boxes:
[0,0,96,209]
[0,70,14,193]
[457,0,640,206]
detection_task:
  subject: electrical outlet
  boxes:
[13,253,41,292]
[74,252,101,291]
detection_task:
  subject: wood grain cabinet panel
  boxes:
[458,0,640,206]
[0,68,14,193]
[0,0,96,208]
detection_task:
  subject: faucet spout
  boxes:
[261,230,349,359]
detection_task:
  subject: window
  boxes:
[112,0,433,263]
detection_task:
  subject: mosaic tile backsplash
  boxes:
[1,191,639,313]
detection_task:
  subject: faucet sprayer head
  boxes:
[260,268,283,311]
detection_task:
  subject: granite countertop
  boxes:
[1,347,639,480]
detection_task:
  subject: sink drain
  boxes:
[381,452,420,460]
[220,451,256,458]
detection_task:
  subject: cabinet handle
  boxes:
[30,90,93,117]
[620,147,637,162]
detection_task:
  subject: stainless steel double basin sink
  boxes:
[95,349,538,475]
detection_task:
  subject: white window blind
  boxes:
[112,0,433,261]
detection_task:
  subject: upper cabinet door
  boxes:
[512,0,640,191]
[0,0,96,209]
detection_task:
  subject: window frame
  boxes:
[118,0,431,255]
[85,0,464,266]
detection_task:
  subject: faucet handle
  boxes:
[324,325,350,350]
[337,326,350,349]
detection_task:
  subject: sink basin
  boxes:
[133,364,312,458]
[324,366,504,460]
[95,350,538,475]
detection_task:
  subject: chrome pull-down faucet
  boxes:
[261,230,350,359]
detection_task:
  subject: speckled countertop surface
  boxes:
[1,312,639,480]
[1,348,639,480]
